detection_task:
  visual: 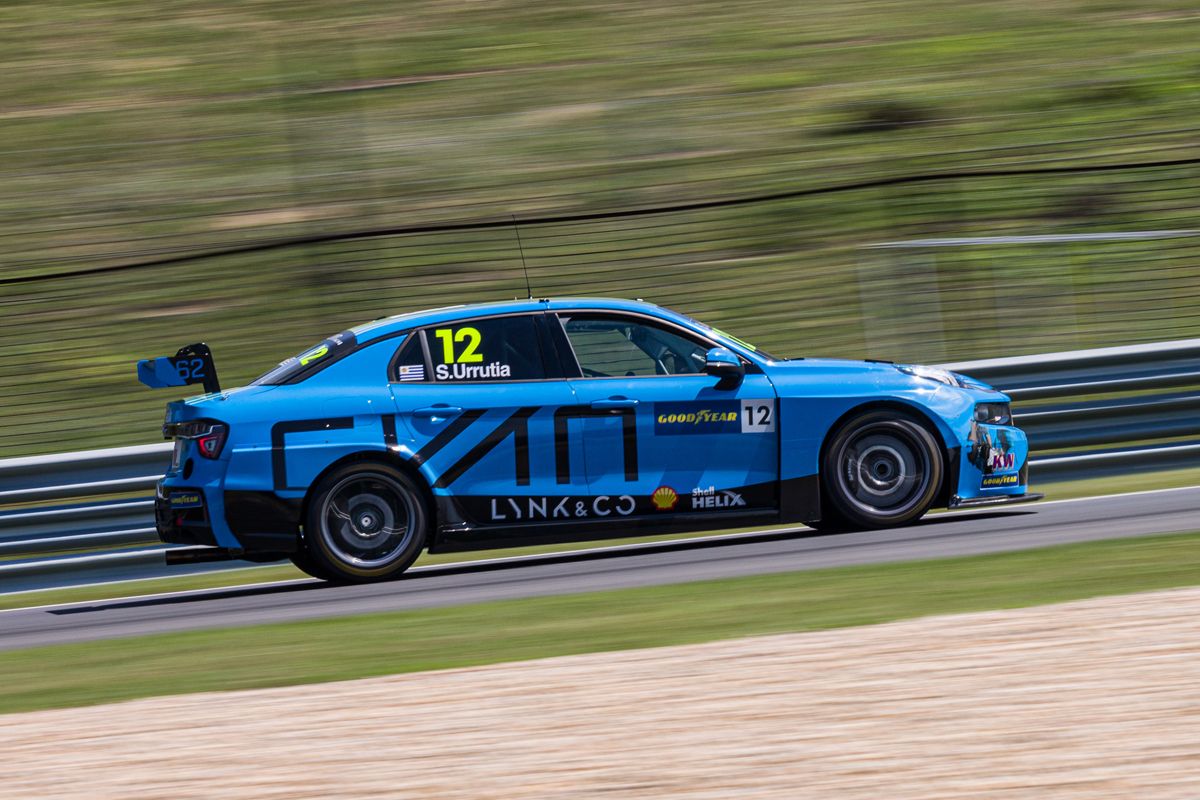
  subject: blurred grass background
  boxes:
[3,0,1200,455]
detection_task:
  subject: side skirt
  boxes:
[430,505,780,553]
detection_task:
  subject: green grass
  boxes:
[2,529,1199,715]
[3,0,1200,456]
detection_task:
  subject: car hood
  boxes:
[763,357,899,379]
[762,357,1002,398]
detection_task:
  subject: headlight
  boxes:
[896,364,961,386]
[974,402,1012,425]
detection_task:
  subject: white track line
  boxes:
[3,484,1197,615]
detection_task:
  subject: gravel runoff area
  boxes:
[2,588,1199,799]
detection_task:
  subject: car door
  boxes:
[551,310,780,522]
[387,312,585,536]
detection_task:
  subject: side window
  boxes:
[428,315,547,382]
[391,335,427,383]
[561,315,710,378]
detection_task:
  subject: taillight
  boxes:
[196,426,227,458]
[165,419,228,459]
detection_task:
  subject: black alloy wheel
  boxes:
[300,462,429,582]
[821,411,943,529]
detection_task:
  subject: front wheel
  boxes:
[299,462,429,583]
[821,411,943,529]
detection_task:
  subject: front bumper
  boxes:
[949,492,1044,509]
[954,421,1033,501]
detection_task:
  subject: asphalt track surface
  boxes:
[1,487,1197,651]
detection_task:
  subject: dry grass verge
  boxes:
[3,586,1199,798]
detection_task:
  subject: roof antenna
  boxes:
[511,214,533,299]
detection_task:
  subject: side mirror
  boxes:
[704,347,744,389]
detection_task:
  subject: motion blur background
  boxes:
[3,0,1199,456]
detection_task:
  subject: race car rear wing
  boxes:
[137,342,221,394]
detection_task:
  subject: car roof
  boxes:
[352,297,683,342]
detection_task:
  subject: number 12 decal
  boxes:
[434,327,483,364]
[741,399,775,433]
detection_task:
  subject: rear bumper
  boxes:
[155,483,299,555]
[155,485,219,546]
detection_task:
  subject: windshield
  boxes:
[657,305,787,360]
[689,319,787,361]
[251,330,358,385]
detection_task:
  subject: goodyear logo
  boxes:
[168,492,203,509]
[654,401,740,435]
[981,474,1019,488]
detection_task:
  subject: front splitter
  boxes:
[948,492,1045,510]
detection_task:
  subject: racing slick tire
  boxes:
[300,462,429,583]
[821,411,943,529]
[802,512,850,534]
[288,549,336,582]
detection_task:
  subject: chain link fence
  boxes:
[4,152,1199,457]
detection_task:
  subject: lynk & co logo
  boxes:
[655,401,740,436]
[489,495,635,521]
[691,485,746,510]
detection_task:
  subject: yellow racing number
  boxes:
[433,327,484,364]
[298,344,329,366]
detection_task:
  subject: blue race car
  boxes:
[139,298,1039,582]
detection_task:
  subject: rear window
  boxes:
[428,315,547,382]
[251,330,358,385]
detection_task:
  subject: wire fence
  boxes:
[3,151,1199,457]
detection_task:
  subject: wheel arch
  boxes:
[818,399,958,511]
[299,450,438,548]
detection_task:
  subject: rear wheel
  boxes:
[821,411,943,529]
[298,462,429,583]
[289,549,335,582]
[803,511,849,533]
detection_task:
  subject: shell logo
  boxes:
[651,486,678,511]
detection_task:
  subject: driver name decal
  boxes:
[435,361,512,380]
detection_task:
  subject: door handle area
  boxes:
[590,398,639,410]
[412,405,463,419]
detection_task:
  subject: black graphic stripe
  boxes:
[271,417,355,491]
[409,408,485,468]
[381,414,398,450]
[620,410,639,482]
[434,406,537,489]
[553,407,575,485]
[553,405,639,485]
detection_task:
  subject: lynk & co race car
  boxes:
[138,298,1040,582]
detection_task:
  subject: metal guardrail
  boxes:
[1,338,1197,591]
[941,337,1200,478]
